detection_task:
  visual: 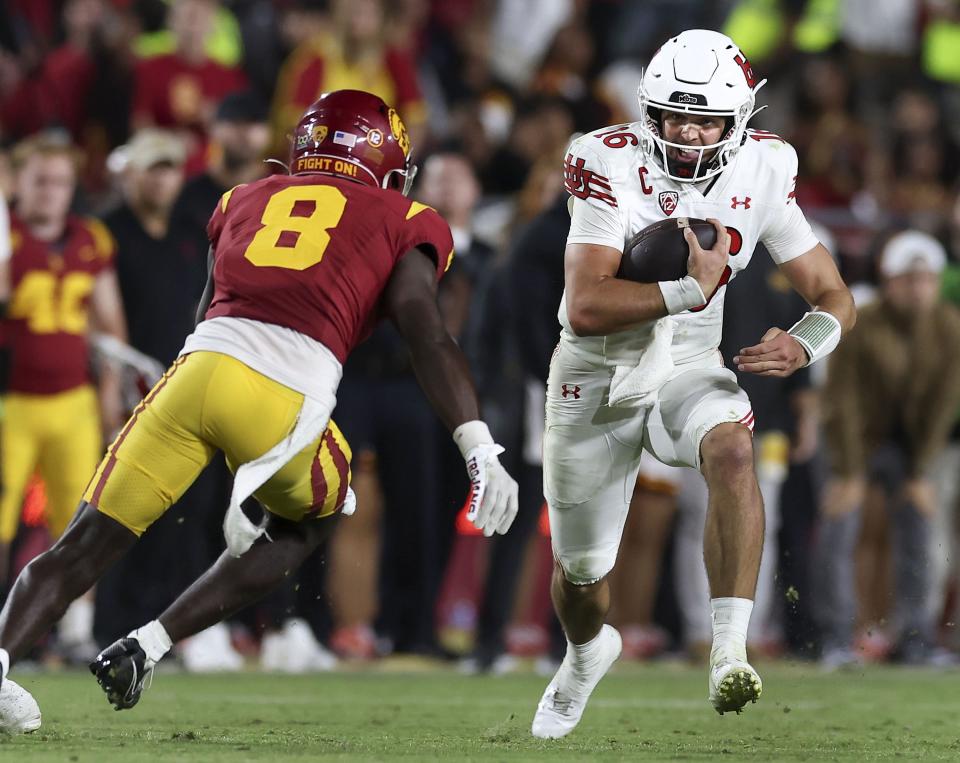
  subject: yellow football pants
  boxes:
[83,351,351,536]
[0,385,102,542]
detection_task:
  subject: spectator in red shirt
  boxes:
[271,0,425,157]
[0,0,133,196]
[131,0,246,175]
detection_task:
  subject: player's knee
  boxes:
[700,423,754,478]
[554,549,612,587]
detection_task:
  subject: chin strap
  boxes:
[263,158,290,174]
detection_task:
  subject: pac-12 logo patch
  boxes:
[658,191,678,216]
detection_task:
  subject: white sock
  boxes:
[129,620,173,665]
[0,648,9,680]
[570,630,604,663]
[710,597,753,662]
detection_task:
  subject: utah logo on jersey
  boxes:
[658,191,678,216]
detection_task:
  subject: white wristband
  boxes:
[453,420,494,459]
[787,309,842,366]
[658,276,706,315]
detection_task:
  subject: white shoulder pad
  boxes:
[741,130,800,205]
[564,123,646,208]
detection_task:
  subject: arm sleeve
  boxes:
[563,139,625,251]
[760,143,820,265]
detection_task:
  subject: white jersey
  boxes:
[561,123,819,366]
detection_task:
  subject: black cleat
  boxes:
[89,638,152,710]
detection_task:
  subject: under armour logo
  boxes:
[561,384,581,400]
[731,196,751,209]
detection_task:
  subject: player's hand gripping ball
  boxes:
[617,217,718,282]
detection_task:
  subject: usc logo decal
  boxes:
[388,108,411,156]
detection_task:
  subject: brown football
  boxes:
[617,217,717,283]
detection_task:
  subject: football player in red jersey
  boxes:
[0,134,127,729]
[0,134,127,583]
[0,90,518,728]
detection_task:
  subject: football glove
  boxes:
[455,421,519,537]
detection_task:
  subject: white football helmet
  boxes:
[637,30,767,183]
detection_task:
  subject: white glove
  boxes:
[454,421,519,537]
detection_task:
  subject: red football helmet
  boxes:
[289,89,417,195]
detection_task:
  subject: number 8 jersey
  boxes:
[191,173,454,397]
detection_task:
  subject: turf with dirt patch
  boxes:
[2,662,958,761]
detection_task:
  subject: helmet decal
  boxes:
[388,108,411,156]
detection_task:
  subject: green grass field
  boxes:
[2,661,958,761]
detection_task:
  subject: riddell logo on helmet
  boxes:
[670,91,707,106]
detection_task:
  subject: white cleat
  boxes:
[180,623,245,673]
[0,678,42,734]
[260,619,337,673]
[531,624,622,739]
[709,658,762,715]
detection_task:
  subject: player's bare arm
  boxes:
[563,242,664,336]
[90,269,128,343]
[90,269,129,434]
[383,246,479,430]
[735,244,855,377]
[384,246,518,536]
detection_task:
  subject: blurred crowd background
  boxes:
[2,0,960,675]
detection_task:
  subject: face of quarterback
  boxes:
[883,270,941,315]
[660,111,727,168]
[15,154,76,234]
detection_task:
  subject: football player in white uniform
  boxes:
[531,30,856,738]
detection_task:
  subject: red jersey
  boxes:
[133,54,247,130]
[132,53,247,174]
[205,175,454,363]
[5,214,116,394]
